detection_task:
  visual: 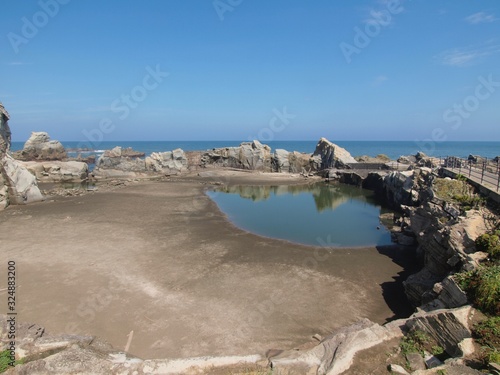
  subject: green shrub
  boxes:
[400,330,431,356]
[431,345,444,356]
[452,194,484,211]
[456,266,500,315]
[476,233,500,259]
[474,317,500,365]
[0,350,24,373]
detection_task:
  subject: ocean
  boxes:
[9,140,500,161]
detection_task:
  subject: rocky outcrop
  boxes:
[0,315,263,375]
[13,131,67,161]
[2,156,44,205]
[22,161,89,183]
[272,149,316,173]
[312,137,357,170]
[93,147,188,179]
[405,306,473,358]
[403,204,488,307]
[145,149,188,174]
[201,140,273,171]
[270,319,404,375]
[0,103,43,210]
[92,146,147,179]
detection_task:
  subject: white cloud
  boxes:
[372,75,388,86]
[435,42,500,67]
[465,12,497,24]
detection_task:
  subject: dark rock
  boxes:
[405,306,472,358]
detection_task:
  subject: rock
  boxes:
[1,155,44,205]
[92,146,147,179]
[404,268,442,307]
[289,151,315,173]
[312,137,357,170]
[433,276,468,309]
[468,154,485,164]
[405,306,472,358]
[416,151,428,161]
[388,364,410,375]
[490,362,500,375]
[145,149,188,174]
[395,232,417,246]
[458,338,476,357]
[383,171,417,208]
[406,352,426,371]
[0,104,44,209]
[202,140,272,171]
[270,318,404,375]
[397,155,416,165]
[273,149,290,172]
[69,153,96,164]
[21,161,89,183]
[328,170,364,186]
[0,103,11,157]
[14,131,67,161]
[1,314,263,375]
[121,147,145,158]
[424,353,443,368]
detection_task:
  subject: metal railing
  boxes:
[441,156,500,192]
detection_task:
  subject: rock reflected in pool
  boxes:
[207,183,394,248]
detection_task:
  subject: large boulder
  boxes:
[405,306,473,358]
[312,137,357,170]
[0,103,11,157]
[145,149,188,174]
[92,146,147,179]
[272,149,290,172]
[201,140,272,171]
[22,161,89,183]
[2,155,44,205]
[0,104,43,210]
[272,149,315,173]
[14,131,67,161]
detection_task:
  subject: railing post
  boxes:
[481,161,485,183]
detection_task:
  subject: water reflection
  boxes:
[216,183,376,213]
[208,183,393,247]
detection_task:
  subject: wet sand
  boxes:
[0,171,415,359]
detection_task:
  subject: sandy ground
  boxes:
[0,170,416,360]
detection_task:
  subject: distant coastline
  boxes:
[10,140,500,160]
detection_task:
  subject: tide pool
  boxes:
[207,183,393,248]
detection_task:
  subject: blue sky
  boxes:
[1,0,499,142]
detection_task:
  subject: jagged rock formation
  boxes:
[21,161,89,183]
[358,166,488,310]
[13,131,67,161]
[145,149,188,173]
[201,140,273,171]
[272,149,316,173]
[93,146,188,179]
[92,146,147,179]
[0,103,43,210]
[312,137,357,170]
[271,318,404,375]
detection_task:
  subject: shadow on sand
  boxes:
[376,244,421,322]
